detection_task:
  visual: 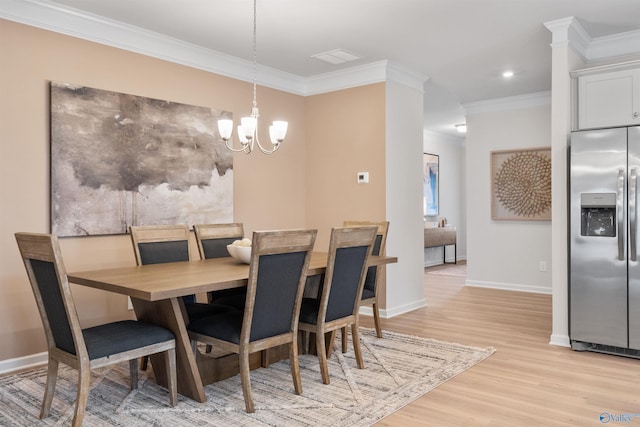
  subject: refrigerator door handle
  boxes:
[631,168,638,261]
[618,169,626,261]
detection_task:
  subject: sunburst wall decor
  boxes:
[490,147,551,221]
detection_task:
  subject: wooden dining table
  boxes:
[68,252,397,403]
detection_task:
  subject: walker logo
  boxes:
[600,412,639,423]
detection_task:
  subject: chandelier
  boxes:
[217,0,288,155]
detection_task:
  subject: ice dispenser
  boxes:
[581,193,616,237]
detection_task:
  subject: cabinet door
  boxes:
[578,69,640,129]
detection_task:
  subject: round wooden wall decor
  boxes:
[491,148,552,221]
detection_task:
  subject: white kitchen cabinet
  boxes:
[578,68,640,130]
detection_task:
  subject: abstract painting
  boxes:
[423,153,439,216]
[491,147,551,221]
[50,81,234,237]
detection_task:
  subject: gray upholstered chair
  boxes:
[15,232,177,427]
[194,223,244,259]
[130,224,235,369]
[342,220,389,339]
[130,224,236,320]
[187,229,317,413]
[298,226,377,384]
[193,223,247,309]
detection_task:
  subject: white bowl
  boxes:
[227,244,252,264]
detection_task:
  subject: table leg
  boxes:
[130,297,206,403]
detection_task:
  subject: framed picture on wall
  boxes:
[423,153,439,216]
[490,147,551,221]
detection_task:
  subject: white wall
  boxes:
[423,131,466,265]
[464,94,552,294]
[384,79,427,317]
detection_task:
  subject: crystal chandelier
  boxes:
[217,0,288,155]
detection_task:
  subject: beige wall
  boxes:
[0,19,309,360]
[304,85,386,251]
[0,19,393,363]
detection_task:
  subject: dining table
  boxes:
[68,251,398,403]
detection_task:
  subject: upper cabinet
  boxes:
[577,67,640,130]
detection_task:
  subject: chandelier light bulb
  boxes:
[217,119,233,141]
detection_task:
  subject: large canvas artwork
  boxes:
[50,82,234,237]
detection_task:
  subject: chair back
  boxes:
[15,233,86,358]
[343,221,389,294]
[129,225,191,265]
[242,229,316,343]
[320,227,377,322]
[193,223,244,259]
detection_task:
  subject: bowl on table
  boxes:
[227,242,252,264]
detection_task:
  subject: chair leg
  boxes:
[316,328,330,385]
[372,301,382,338]
[40,357,58,419]
[325,330,336,359]
[341,327,348,353]
[129,358,139,390]
[72,367,91,427]
[289,340,302,395]
[351,322,365,369]
[239,349,254,413]
[299,330,309,355]
[261,349,270,368]
[165,348,177,407]
[141,355,149,371]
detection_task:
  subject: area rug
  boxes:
[427,265,467,277]
[0,329,493,426]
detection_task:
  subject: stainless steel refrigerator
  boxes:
[570,126,640,354]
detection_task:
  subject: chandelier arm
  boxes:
[253,124,280,154]
[225,139,253,153]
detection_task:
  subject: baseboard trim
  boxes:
[465,279,552,295]
[0,351,47,375]
[424,256,467,268]
[549,334,571,347]
[359,298,427,319]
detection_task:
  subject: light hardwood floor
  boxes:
[359,262,640,426]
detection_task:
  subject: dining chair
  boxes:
[15,232,177,427]
[193,223,247,309]
[130,224,235,369]
[298,226,377,385]
[187,228,317,413]
[343,220,389,340]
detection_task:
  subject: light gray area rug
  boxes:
[0,329,493,426]
[427,265,467,277]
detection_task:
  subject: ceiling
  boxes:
[26,0,640,137]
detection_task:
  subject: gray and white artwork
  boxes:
[50,81,233,237]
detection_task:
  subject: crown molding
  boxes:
[463,91,551,115]
[589,30,640,62]
[304,60,428,96]
[0,0,427,96]
[544,16,640,64]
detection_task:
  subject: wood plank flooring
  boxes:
[358,263,640,426]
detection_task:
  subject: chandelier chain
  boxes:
[252,0,257,109]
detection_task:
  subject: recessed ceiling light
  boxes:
[311,49,362,65]
[455,124,467,133]
[502,70,514,78]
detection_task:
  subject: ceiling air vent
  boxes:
[311,49,362,65]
